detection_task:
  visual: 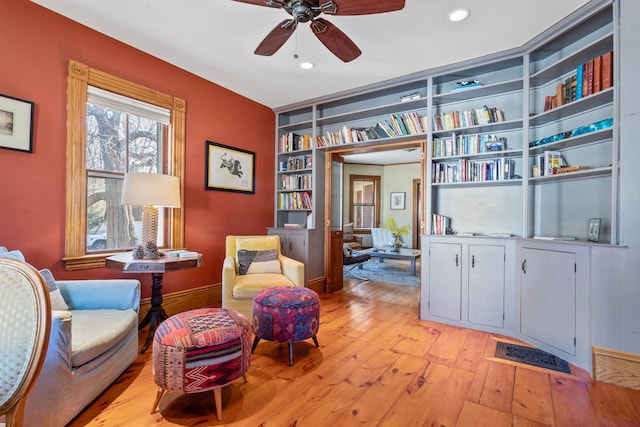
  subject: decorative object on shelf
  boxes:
[383,216,410,252]
[400,92,422,102]
[121,172,181,247]
[132,245,144,259]
[144,241,164,260]
[529,118,613,148]
[390,192,405,210]
[451,80,482,91]
[205,140,255,194]
[485,139,506,151]
[0,93,34,153]
[232,0,405,62]
[588,218,601,242]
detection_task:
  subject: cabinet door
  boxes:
[468,244,505,328]
[285,232,307,262]
[428,243,462,321]
[520,247,576,355]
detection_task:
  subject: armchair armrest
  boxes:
[222,255,237,301]
[47,311,74,370]
[56,279,141,312]
[280,255,304,287]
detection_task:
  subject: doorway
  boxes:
[323,140,425,292]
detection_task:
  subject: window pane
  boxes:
[86,104,126,173]
[86,95,166,252]
[127,115,161,173]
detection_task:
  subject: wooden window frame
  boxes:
[64,60,186,270]
[349,174,381,231]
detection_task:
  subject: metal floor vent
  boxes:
[495,342,571,374]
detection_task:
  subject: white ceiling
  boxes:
[32,0,589,111]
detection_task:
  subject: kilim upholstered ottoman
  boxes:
[251,286,320,366]
[150,308,251,421]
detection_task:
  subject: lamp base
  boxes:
[141,206,159,248]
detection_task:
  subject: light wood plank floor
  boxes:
[69,279,640,426]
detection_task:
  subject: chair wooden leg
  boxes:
[213,387,223,421]
[312,335,319,348]
[289,342,294,366]
[251,336,260,353]
[243,373,248,383]
[150,387,166,413]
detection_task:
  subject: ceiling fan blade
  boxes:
[231,0,285,8]
[310,18,361,62]
[326,0,405,16]
[254,19,297,56]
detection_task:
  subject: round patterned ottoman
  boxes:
[251,286,320,366]
[150,308,251,421]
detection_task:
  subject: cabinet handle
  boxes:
[521,260,527,274]
[455,254,459,267]
[289,242,292,252]
[471,255,475,268]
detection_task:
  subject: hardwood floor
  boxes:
[69,279,640,426]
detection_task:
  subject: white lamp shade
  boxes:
[121,173,181,207]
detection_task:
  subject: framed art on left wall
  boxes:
[0,93,34,153]
[205,140,255,193]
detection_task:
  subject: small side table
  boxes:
[105,252,203,353]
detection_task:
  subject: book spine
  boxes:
[601,51,613,89]
[576,64,584,100]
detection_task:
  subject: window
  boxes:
[65,60,185,270]
[350,175,380,229]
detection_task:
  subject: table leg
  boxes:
[410,258,416,276]
[139,272,168,354]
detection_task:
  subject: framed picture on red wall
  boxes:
[0,93,34,153]
[205,140,255,194]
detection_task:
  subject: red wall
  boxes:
[0,1,276,298]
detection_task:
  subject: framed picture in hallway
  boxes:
[390,192,405,210]
[205,140,255,193]
[0,93,34,153]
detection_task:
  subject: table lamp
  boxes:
[121,172,181,247]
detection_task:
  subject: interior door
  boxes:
[324,154,344,293]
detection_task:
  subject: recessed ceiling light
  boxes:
[300,62,314,70]
[448,8,470,23]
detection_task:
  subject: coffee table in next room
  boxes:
[361,247,421,276]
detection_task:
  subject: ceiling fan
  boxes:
[232,0,406,62]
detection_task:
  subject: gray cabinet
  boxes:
[267,228,324,292]
[468,244,505,329]
[520,247,576,355]
[422,236,508,334]
[427,242,462,321]
[516,240,591,370]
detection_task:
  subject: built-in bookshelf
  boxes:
[275,107,315,230]
[273,1,617,244]
[527,5,615,242]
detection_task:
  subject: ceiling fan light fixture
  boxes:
[300,61,314,69]
[448,8,470,23]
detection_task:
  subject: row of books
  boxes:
[280,174,311,191]
[279,132,312,153]
[532,151,564,177]
[278,191,312,210]
[433,105,505,131]
[278,155,312,172]
[543,51,613,112]
[433,133,506,158]
[431,214,452,235]
[316,112,427,147]
[432,158,517,183]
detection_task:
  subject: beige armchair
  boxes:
[222,235,304,320]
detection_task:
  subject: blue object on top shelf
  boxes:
[451,80,483,91]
